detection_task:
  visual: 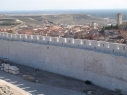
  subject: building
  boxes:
[117,13,122,25]
[121,22,127,29]
[91,22,98,29]
[117,13,127,29]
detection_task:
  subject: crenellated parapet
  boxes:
[0,32,127,57]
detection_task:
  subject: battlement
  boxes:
[0,32,127,57]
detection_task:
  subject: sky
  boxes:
[0,0,127,11]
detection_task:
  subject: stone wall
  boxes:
[0,32,127,92]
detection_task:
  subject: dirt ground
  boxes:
[0,60,119,95]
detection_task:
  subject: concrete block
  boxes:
[87,91,93,95]
[4,68,9,72]
[11,70,19,74]
[23,75,36,82]
[4,64,10,69]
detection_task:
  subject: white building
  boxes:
[117,13,127,29]
[91,22,98,29]
[117,13,122,25]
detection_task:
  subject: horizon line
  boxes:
[0,8,127,12]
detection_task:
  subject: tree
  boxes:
[125,25,127,30]
[113,24,119,29]
[111,24,113,29]
[99,26,105,35]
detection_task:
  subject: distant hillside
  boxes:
[10,14,116,25]
[0,15,10,18]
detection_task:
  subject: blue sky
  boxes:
[0,0,127,11]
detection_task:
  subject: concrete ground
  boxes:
[0,70,86,95]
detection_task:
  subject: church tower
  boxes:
[117,13,122,25]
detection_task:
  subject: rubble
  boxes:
[35,80,39,83]
[23,75,36,82]
[0,85,13,95]
[87,91,93,95]
[0,63,19,75]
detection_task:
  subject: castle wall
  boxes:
[0,32,127,92]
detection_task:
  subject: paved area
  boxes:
[0,70,86,95]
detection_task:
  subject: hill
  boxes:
[10,14,116,25]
